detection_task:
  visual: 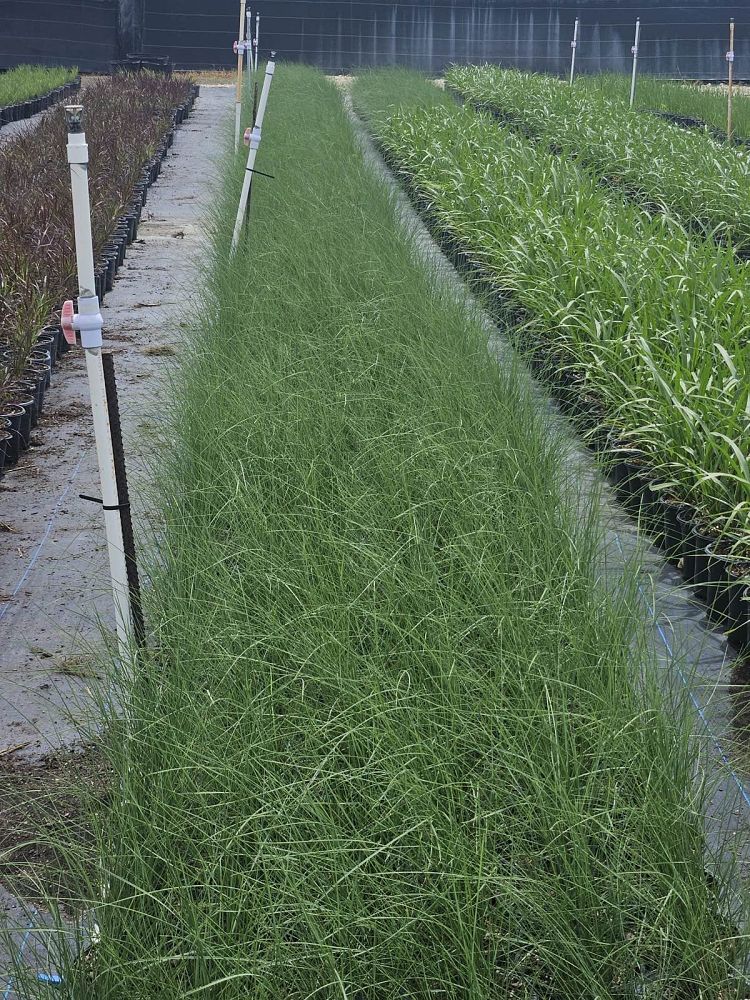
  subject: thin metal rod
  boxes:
[254,12,260,71]
[569,17,579,85]
[102,352,145,648]
[629,17,641,108]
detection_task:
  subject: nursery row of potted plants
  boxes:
[0,76,81,129]
[576,71,750,148]
[0,81,200,480]
[352,73,750,657]
[446,65,750,253]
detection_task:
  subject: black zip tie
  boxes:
[245,166,275,178]
[79,493,131,512]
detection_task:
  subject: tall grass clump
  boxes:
[353,70,750,555]
[0,64,78,107]
[447,64,750,251]
[13,66,747,998]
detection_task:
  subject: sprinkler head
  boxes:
[65,104,84,132]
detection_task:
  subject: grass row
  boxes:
[0,65,78,108]
[580,72,750,141]
[447,65,750,251]
[353,70,750,552]
[9,65,745,997]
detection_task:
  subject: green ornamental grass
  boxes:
[353,69,750,552]
[447,65,750,251]
[0,64,78,108]
[8,66,747,999]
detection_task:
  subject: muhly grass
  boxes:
[7,66,748,997]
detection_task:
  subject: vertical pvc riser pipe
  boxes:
[234,0,247,152]
[64,108,132,658]
[251,10,255,73]
[569,17,579,85]
[231,56,275,253]
[727,18,735,141]
[254,13,260,72]
[629,18,641,109]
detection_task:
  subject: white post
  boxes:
[62,105,133,659]
[254,12,260,72]
[234,0,247,152]
[727,18,735,141]
[231,55,275,253]
[251,7,255,73]
[569,17,579,85]
[629,17,641,109]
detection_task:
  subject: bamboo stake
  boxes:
[727,18,735,142]
[234,0,247,152]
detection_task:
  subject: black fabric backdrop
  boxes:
[0,0,744,78]
[143,0,744,77]
[0,0,118,71]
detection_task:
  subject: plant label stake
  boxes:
[629,17,641,109]
[231,53,275,253]
[233,0,247,152]
[727,18,735,141]
[569,18,579,85]
[61,105,134,660]
[254,12,260,72]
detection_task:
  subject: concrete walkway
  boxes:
[0,85,232,761]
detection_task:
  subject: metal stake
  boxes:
[629,18,641,109]
[727,18,736,141]
[569,18,579,85]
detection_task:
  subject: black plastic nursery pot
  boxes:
[1,404,26,465]
[0,428,11,480]
[676,509,716,597]
[41,324,65,359]
[14,383,38,436]
[657,495,692,563]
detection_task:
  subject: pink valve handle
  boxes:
[233,40,239,53]
[243,127,252,146]
[61,300,77,345]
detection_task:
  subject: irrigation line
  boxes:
[0,452,85,627]
[2,917,36,1000]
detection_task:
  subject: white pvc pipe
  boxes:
[629,18,641,109]
[234,0,247,152]
[569,18,579,85]
[65,108,132,658]
[231,56,275,253]
[254,13,260,72]
[251,8,255,73]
